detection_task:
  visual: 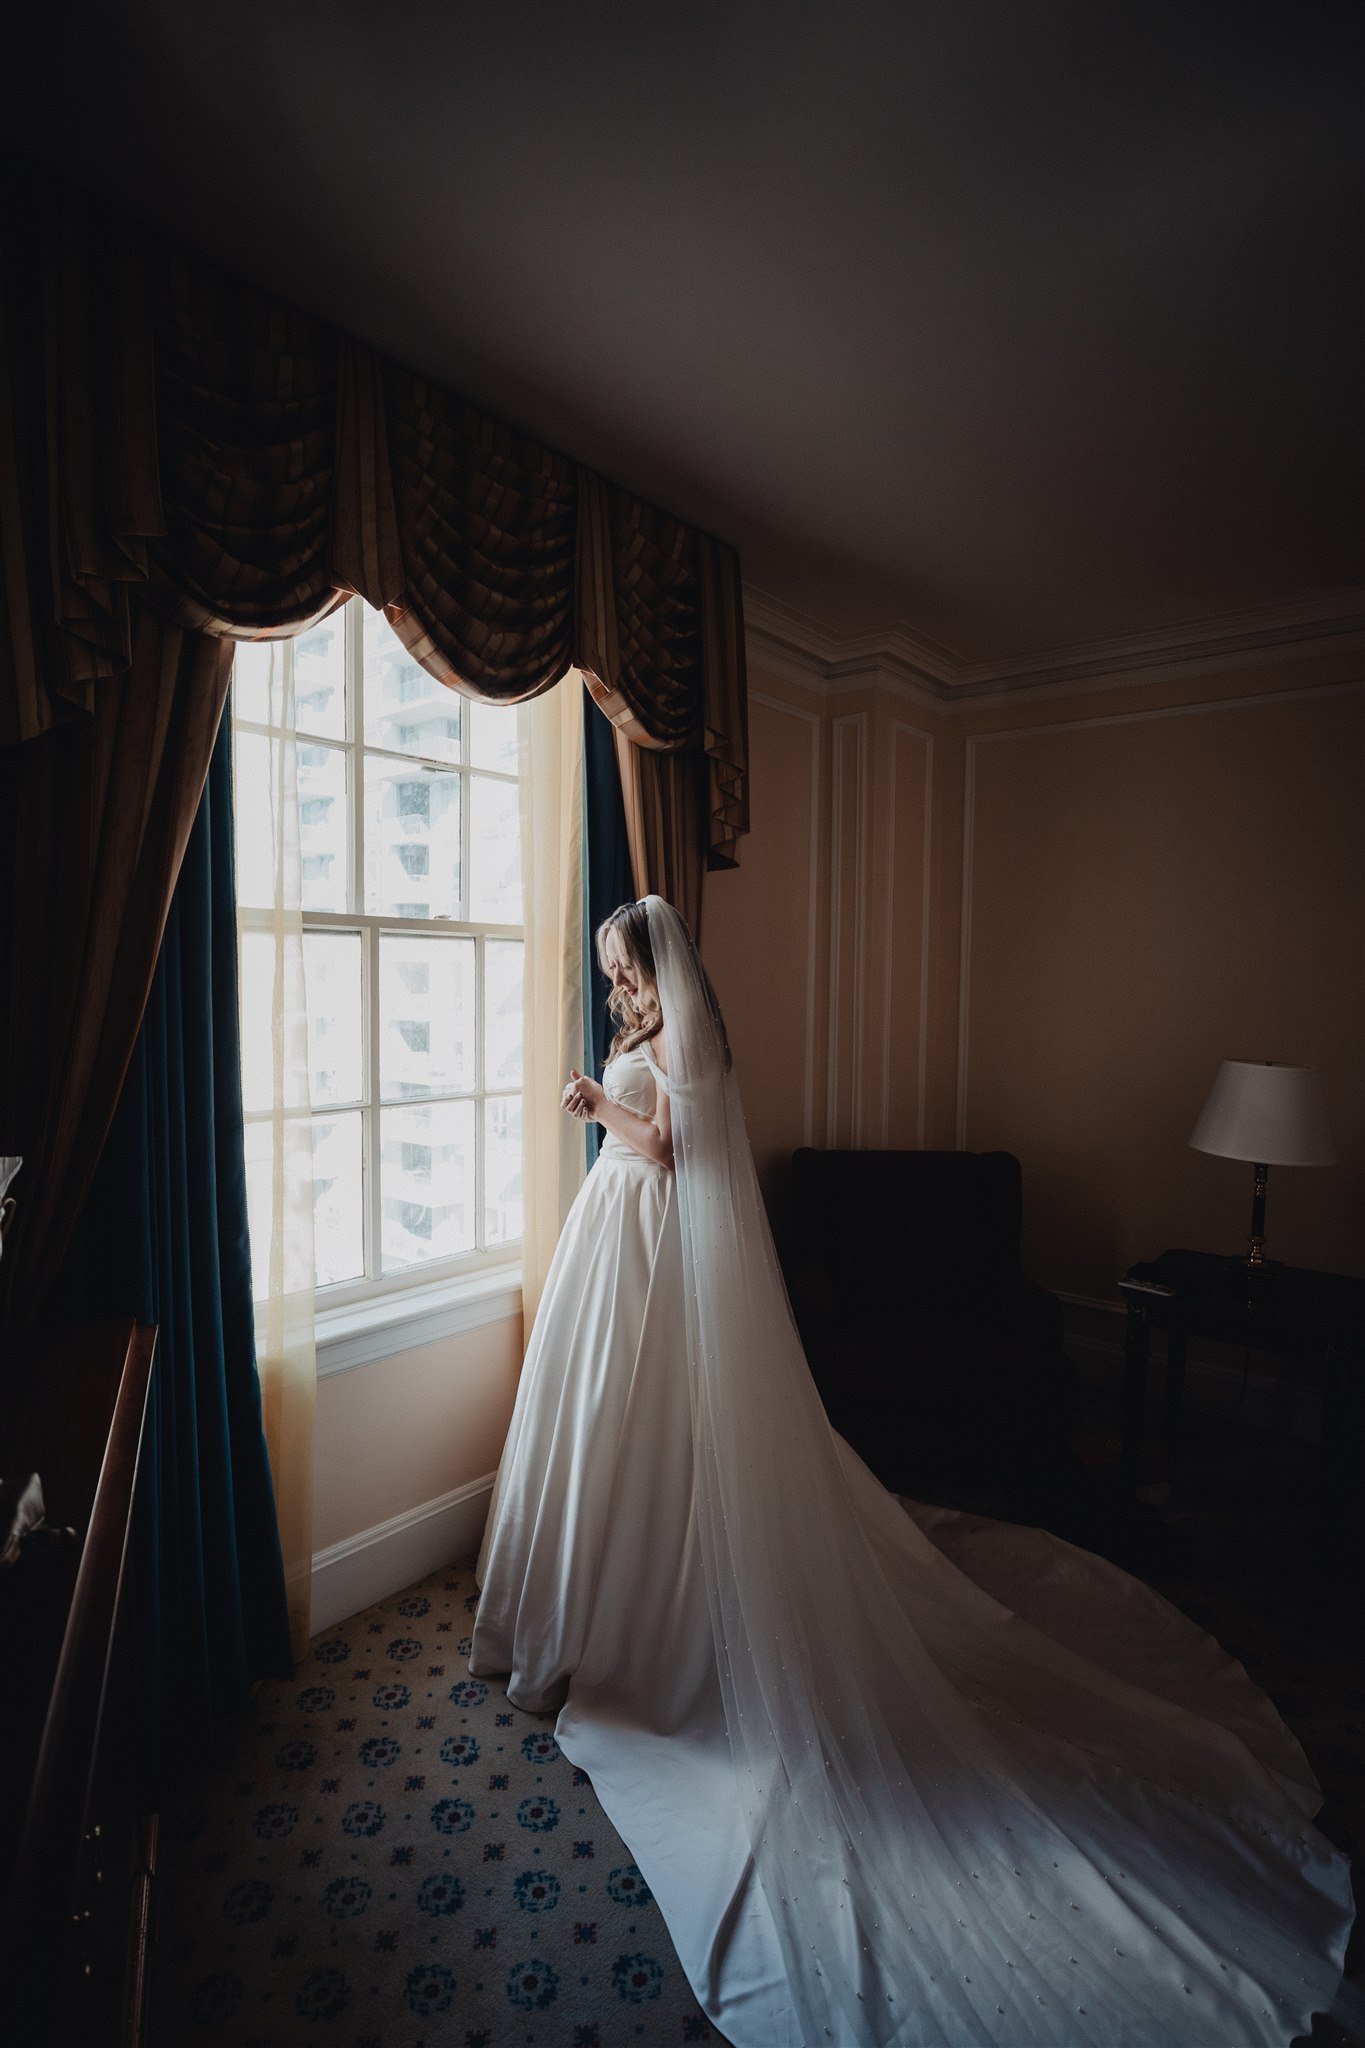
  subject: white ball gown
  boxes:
[470,897,1353,2047]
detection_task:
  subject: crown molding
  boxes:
[743,585,1365,711]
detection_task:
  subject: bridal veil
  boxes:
[642,891,1351,2046]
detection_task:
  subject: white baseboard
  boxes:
[309,1471,498,1638]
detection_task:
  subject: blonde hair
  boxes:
[595,901,663,1064]
[595,898,733,1073]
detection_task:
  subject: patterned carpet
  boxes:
[151,1397,1362,2048]
[151,1565,713,2046]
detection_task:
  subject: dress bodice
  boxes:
[599,1043,664,1159]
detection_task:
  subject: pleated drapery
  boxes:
[612,732,710,941]
[519,679,588,1331]
[0,151,749,1344]
[56,720,295,1789]
[582,692,636,1167]
[234,646,318,1662]
[0,607,233,1328]
[578,471,749,933]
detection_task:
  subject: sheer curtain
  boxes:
[518,674,587,1331]
[235,644,318,1661]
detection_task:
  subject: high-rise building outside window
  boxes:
[232,596,524,1305]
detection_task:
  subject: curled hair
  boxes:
[596,899,732,1073]
[596,901,663,1063]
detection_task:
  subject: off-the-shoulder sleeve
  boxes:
[641,1042,672,1096]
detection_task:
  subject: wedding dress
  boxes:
[470,895,1353,2047]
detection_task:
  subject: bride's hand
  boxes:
[561,1069,604,1122]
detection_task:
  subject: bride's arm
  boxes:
[562,1036,673,1166]
[591,1087,672,1167]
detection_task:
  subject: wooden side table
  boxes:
[1119,1248,1364,1541]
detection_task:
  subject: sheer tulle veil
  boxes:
[641,892,1350,2047]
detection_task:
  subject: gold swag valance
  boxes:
[0,158,749,871]
[0,152,748,1335]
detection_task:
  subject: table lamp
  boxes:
[1188,1060,1335,1267]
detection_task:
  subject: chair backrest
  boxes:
[790,1148,1024,1307]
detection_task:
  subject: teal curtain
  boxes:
[61,713,294,1791]
[583,697,634,1168]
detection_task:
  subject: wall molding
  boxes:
[827,713,870,1145]
[310,1471,497,1636]
[881,719,935,1148]
[955,722,978,1150]
[744,585,1365,711]
[955,677,1365,1146]
[749,688,822,1147]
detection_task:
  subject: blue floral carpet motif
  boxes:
[151,1564,715,2046]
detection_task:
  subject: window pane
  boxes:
[484,1094,523,1246]
[303,930,363,1107]
[365,757,461,917]
[363,605,460,764]
[239,929,313,1117]
[232,641,285,726]
[243,1116,317,1302]
[484,939,523,1089]
[312,1111,365,1285]
[380,934,475,1098]
[469,772,522,924]
[242,1118,271,1301]
[380,1100,475,1272]
[233,730,275,910]
[468,698,518,774]
[236,731,349,913]
[294,613,346,740]
[298,743,349,911]
[238,929,275,1115]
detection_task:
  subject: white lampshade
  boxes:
[1188,1061,1336,1167]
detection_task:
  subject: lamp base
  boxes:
[1245,1163,1269,1272]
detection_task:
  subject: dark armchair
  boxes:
[785,1148,1079,1521]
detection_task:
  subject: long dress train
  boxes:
[470,1036,1353,2046]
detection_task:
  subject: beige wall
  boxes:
[707,643,1364,1294]
[312,639,1363,1594]
[312,1313,523,1553]
[703,673,826,1228]
[708,677,939,1168]
[943,659,1364,1296]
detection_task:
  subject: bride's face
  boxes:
[603,928,652,1008]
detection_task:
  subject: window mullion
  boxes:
[349,598,364,925]
[366,921,381,1285]
[361,738,517,781]
[460,785,472,925]
[354,609,383,1286]
[475,933,486,1253]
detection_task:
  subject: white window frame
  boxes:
[234,596,524,1320]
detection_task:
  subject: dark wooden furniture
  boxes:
[786,1148,1078,1518]
[1119,1249,1365,1538]
[0,1319,158,2048]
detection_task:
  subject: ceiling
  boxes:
[7,1,1363,669]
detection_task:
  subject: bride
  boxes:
[470,894,1353,2047]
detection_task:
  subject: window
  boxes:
[232,597,524,1306]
